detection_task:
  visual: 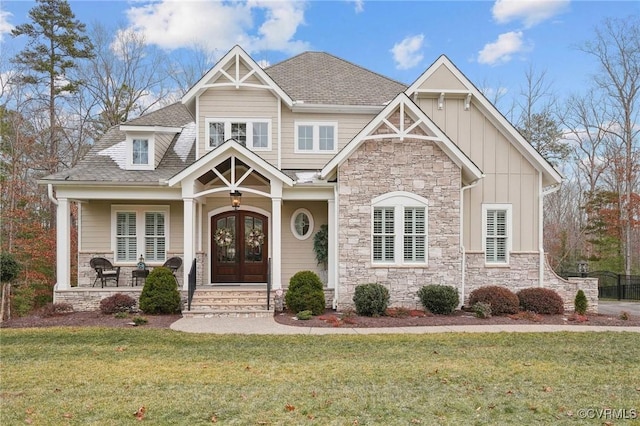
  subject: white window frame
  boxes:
[371,192,428,266]
[294,121,338,153]
[111,205,170,265]
[482,204,512,266]
[205,118,271,151]
[126,132,155,170]
[290,208,314,240]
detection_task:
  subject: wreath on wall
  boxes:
[246,228,265,248]
[214,228,233,247]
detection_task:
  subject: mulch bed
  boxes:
[1,308,638,329]
[273,308,640,328]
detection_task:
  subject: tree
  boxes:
[11,0,94,175]
[579,16,640,275]
[79,23,170,137]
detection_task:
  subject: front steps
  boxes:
[183,286,274,318]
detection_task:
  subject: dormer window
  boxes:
[132,139,149,165]
[126,132,154,170]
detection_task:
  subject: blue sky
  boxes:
[1,0,639,110]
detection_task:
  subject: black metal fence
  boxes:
[561,270,640,300]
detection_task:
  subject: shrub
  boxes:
[468,286,519,316]
[353,283,389,317]
[417,285,459,315]
[40,303,74,317]
[619,311,630,321]
[139,267,181,314]
[473,302,492,319]
[574,289,588,315]
[0,252,21,282]
[517,288,564,314]
[100,293,137,314]
[132,316,148,326]
[296,310,313,320]
[284,271,325,315]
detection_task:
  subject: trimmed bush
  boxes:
[285,271,325,315]
[468,285,519,316]
[417,285,459,315]
[353,283,389,317]
[517,288,564,314]
[296,310,313,320]
[100,293,137,315]
[139,267,181,314]
[574,289,588,315]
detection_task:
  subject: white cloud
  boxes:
[122,0,309,57]
[492,0,569,28]
[350,0,365,13]
[0,8,14,42]
[390,34,425,70]
[478,31,526,65]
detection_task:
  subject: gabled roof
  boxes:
[321,93,483,184]
[168,140,294,188]
[265,52,407,106]
[407,55,563,186]
[181,45,294,110]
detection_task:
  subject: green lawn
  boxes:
[1,328,639,425]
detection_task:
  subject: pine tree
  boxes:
[11,0,94,175]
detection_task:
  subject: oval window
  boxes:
[291,208,314,240]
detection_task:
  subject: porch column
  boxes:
[327,198,336,289]
[271,196,283,290]
[56,197,70,290]
[183,197,195,291]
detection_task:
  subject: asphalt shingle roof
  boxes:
[44,53,407,184]
[265,52,407,106]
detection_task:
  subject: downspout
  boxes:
[332,183,339,309]
[539,172,561,287]
[48,183,58,206]
[460,177,482,307]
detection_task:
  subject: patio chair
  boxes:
[90,257,121,288]
[162,257,183,283]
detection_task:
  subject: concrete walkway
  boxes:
[170,316,640,335]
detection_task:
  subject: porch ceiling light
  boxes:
[230,190,242,210]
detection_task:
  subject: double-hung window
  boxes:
[295,122,337,153]
[372,192,428,265]
[132,139,149,165]
[126,133,154,170]
[206,119,271,150]
[113,206,169,263]
[483,204,512,265]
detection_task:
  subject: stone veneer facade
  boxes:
[336,136,462,309]
[465,253,598,313]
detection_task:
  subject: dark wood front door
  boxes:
[211,211,268,283]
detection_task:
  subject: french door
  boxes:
[211,211,268,283]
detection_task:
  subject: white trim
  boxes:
[294,121,339,154]
[290,208,314,240]
[482,203,512,266]
[56,198,71,289]
[320,93,483,183]
[371,191,429,266]
[120,125,182,133]
[204,118,272,152]
[182,45,293,108]
[291,103,384,114]
[126,133,154,170]
[110,205,170,265]
[406,55,562,186]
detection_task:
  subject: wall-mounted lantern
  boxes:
[230,190,242,210]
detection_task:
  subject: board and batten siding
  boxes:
[80,200,184,257]
[197,87,279,164]
[280,110,374,170]
[417,95,540,253]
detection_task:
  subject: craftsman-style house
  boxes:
[42,45,596,315]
